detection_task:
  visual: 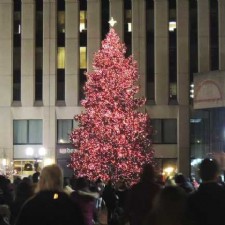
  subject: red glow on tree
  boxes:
[70,28,154,185]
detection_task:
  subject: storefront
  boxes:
[56,144,77,178]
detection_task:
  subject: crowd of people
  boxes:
[0,158,224,225]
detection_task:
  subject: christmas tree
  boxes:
[70,22,154,185]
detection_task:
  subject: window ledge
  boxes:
[34,101,43,107]
[12,101,21,107]
[56,100,66,106]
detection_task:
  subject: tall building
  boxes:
[0,0,223,178]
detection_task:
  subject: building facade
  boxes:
[0,0,223,178]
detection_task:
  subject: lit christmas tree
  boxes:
[70,19,154,185]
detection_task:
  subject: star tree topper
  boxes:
[108,17,117,27]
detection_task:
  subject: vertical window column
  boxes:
[154,0,169,105]
[65,0,79,105]
[110,0,124,41]
[35,0,43,102]
[197,0,210,72]
[13,0,22,102]
[168,0,177,102]
[79,1,87,101]
[21,0,35,106]
[210,0,218,71]
[87,0,101,71]
[124,0,132,57]
[132,0,146,98]
[189,0,198,86]
[57,0,65,102]
[177,0,189,105]
[146,0,155,102]
[101,0,109,40]
[218,0,225,70]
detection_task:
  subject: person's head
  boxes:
[75,177,89,190]
[140,163,155,183]
[174,174,186,184]
[199,158,220,182]
[32,172,40,183]
[37,164,63,192]
[151,186,187,225]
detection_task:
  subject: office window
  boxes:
[163,119,177,143]
[101,0,109,40]
[57,119,77,143]
[57,47,65,69]
[57,0,65,101]
[35,0,43,101]
[169,0,177,101]
[80,11,87,33]
[13,120,42,144]
[124,0,132,57]
[80,47,87,69]
[57,47,65,100]
[151,119,177,144]
[189,0,198,84]
[210,0,219,70]
[58,11,65,33]
[35,68,42,101]
[57,69,65,101]
[146,0,154,101]
[13,0,21,101]
[79,2,87,102]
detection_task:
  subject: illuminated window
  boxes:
[169,21,176,32]
[57,11,65,33]
[80,47,87,69]
[13,0,21,101]
[125,10,132,32]
[169,83,177,99]
[80,11,87,32]
[57,47,65,69]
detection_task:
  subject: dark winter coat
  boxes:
[187,182,225,225]
[14,190,85,225]
[71,191,97,225]
[125,181,161,225]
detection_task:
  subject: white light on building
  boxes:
[26,147,34,156]
[128,23,132,32]
[43,158,54,166]
[169,21,176,31]
[39,147,46,156]
[2,158,7,166]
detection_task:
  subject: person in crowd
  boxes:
[125,163,161,225]
[63,177,74,195]
[93,178,105,211]
[102,180,118,225]
[14,164,85,225]
[190,176,199,190]
[0,176,13,207]
[71,177,99,225]
[0,204,10,225]
[145,185,188,225]
[10,177,34,225]
[174,173,195,193]
[31,171,40,193]
[115,180,128,211]
[187,158,225,225]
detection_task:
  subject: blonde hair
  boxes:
[37,164,63,192]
